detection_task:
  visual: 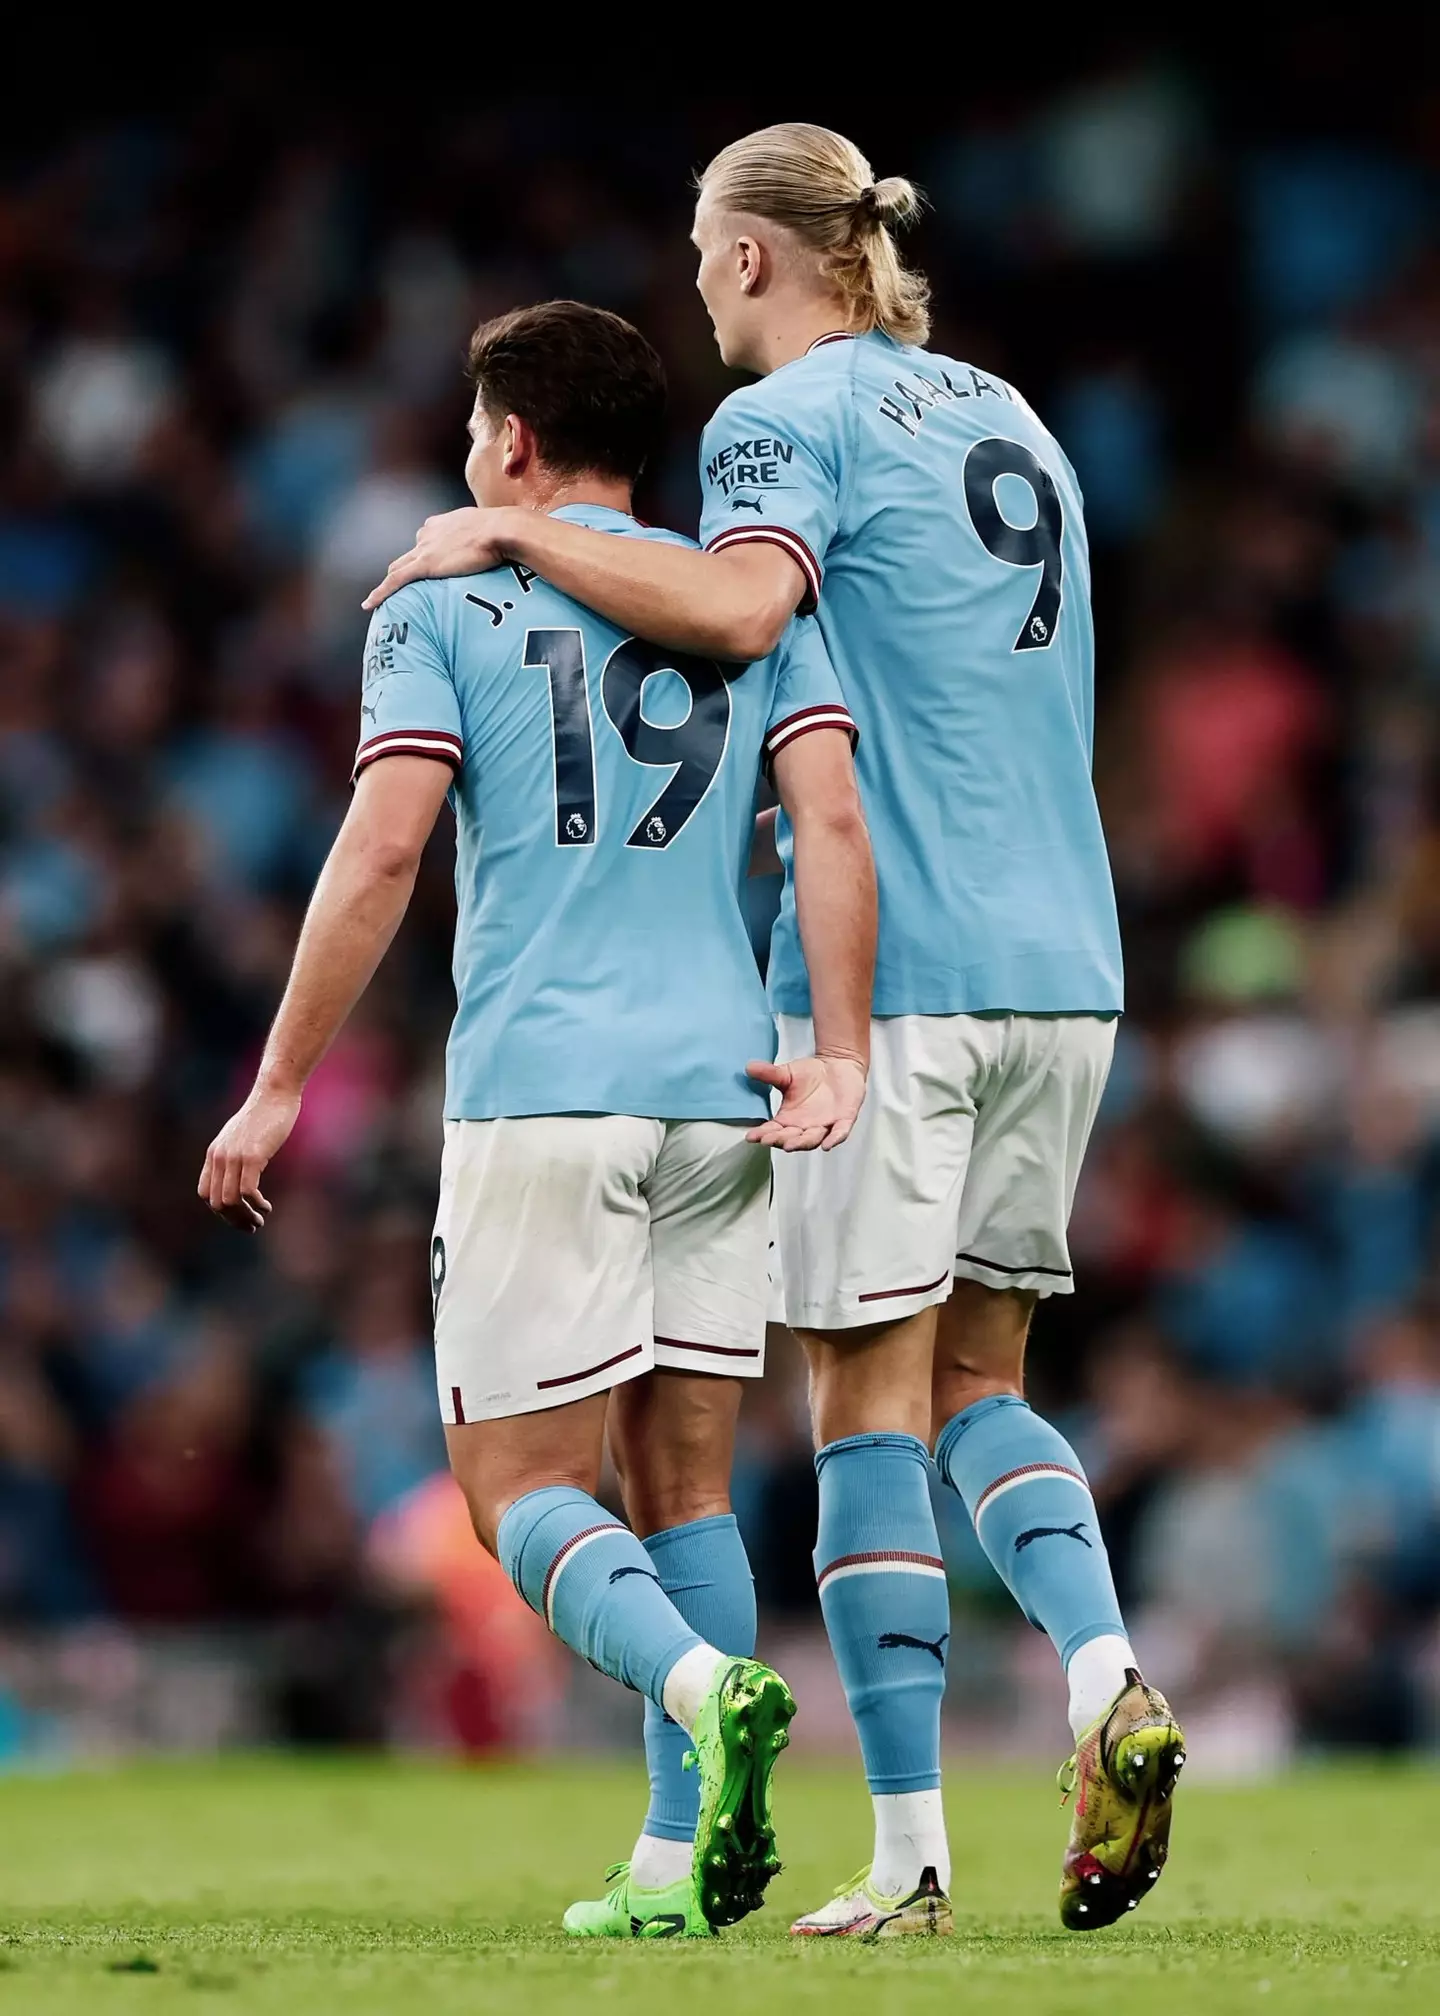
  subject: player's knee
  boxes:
[612,1428,731,1535]
[802,1323,935,1447]
[608,1372,738,1535]
[935,1283,1032,1388]
[623,1471,731,1540]
[448,1453,596,1561]
[929,1366,1022,1446]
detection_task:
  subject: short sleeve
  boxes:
[352,585,463,784]
[698,381,842,616]
[763,619,857,774]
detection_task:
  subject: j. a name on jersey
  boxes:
[878,367,1014,440]
[705,437,795,499]
[463,563,540,628]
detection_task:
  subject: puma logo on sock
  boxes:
[877,1630,950,1666]
[609,1565,663,1586]
[1014,1521,1091,1553]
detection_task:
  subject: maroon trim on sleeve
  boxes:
[704,524,822,616]
[350,728,463,785]
[762,704,859,780]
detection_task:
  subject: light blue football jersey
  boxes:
[352,504,854,1121]
[699,330,1123,1018]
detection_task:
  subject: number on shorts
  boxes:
[963,436,1065,652]
[523,626,731,850]
[524,627,598,846]
[601,638,732,850]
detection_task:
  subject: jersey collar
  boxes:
[806,330,857,353]
[547,502,638,530]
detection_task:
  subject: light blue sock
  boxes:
[497,1486,702,1709]
[814,1433,948,1794]
[640,1514,757,1843]
[933,1394,1126,1666]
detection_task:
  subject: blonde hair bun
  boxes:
[862,177,922,230]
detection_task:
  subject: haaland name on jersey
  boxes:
[352,503,854,1125]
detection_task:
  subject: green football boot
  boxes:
[688,1656,797,1929]
[562,1861,712,1939]
[1058,1667,1186,1930]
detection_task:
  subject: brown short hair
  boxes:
[466,301,666,485]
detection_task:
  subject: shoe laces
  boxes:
[833,1865,874,1900]
[602,1861,631,1900]
[1057,1754,1079,1806]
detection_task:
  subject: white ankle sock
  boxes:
[629,1831,694,1890]
[1066,1634,1135,1740]
[871,1789,951,1897]
[660,1644,728,1735]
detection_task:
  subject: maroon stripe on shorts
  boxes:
[857,1269,951,1304]
[535,1343,644,1391]
[655,1336,762,1359]
[451,1386,466,1425]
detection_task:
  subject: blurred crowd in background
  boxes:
[3,40,1440,1768]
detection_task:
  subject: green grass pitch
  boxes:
[0,1757,1435,2013]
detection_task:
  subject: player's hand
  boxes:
[198,1082,302,1232]
[362,508,517,609]
[745,1054,867,1153]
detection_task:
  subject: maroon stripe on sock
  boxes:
[451,1386,466,1425]
[857,1269,951,1304]
[817,1549,945,1588]
[654,1336,762,1359]
[540,1521,625,1619]
[535,1343,644,1391]
[974,1462,1087,1516]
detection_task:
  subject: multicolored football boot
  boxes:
[1058,1667,1186,1930]
[790,1864,953,1940]
[562,1862,712,1939]
[688,1656,797,1928]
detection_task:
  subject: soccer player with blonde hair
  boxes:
[368,123,1185,1940]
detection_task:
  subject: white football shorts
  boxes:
[770,1012,1116,1330]
[433,1115,771,1424]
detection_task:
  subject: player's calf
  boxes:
[932,1391,1135,1736]
[931,1320,1182,1929]
[794,1419,952,1928]
[447,1391,794,1939]
[604,1370,758,1897]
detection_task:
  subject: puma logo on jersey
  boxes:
[1014,1521,1091,1553]
[730,493,764,512]
[878,1630,950,1666]
[360,702,378,721]
[609,1565,662,1586]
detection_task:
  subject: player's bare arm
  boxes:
[749,804,781,877]
[746,727,875,1154]
[198,755,452,1232]
[364,506,803,665]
